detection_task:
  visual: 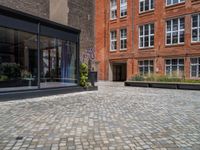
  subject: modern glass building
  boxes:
[0,6,80,93]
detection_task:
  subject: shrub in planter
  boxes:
[0,63,21,79]
[80,63,90,88]
[131,75,145,81]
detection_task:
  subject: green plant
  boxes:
[80,63,90,88]
[21,70,32,78]
[0,63,21,79]
[0,75,8,81]
[131,75,145,81]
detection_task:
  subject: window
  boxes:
[139,24,154,48]
[165,59,184,77]
[190,57,200,78]
[110,0,117,20]
[139,0,154,13]
[110,31,117,51]
[138,60,154,76]
[120,29,127,50]
[192,14,200,42]
[166,18,185,45]
[120,0,127,17]
[166,0,185,6]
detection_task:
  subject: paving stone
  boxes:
[0,82,200,149]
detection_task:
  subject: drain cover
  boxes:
[16,136,23,140]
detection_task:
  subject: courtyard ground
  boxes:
[0,82,200,150]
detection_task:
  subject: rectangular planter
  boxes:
[125,81,149,87]
[125,81,200,90]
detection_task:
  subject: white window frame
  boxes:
[120,0,127,18]
[166,17,185,45]
[190,57,200,78]
[165,58,184,77]
[139,23,154,49]
[166,0,185,6]
[120,28,127,50]
[110,31,117,51]
[110,0,117,20]
[191,14,200,43]
[138,60,154,76]
[139,0,154,13]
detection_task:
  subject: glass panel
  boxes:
[0,26,38,92]
[192,29,198,41]
[191,58,197,64]
[191,66,197,77]
[40,36,77,88]
[179,31,184,43]
[180,18,184,30]
[167,33,171,44]
[192,15,198,28]
[172,32,178,44]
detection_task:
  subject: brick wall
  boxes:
[0,0,49,19]
[96,0,200,80]
[68,0,95,53]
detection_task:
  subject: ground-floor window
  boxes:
[190,57,200,78]
[165,58,184,77]
[0,26,78,92]
[138,60,154,76]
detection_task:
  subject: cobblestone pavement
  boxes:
[0,82,200,150]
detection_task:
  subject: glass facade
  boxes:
[0,10,79,93]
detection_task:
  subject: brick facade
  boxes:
[95,0,200,81]
[0,0,49,19]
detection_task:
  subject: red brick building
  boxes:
[95,0,200,81]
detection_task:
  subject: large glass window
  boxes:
[138,60,154,76]
[110,0,117,20]
[192,14,200,42]
[139,0,154,13]
[165,58,184,77]
[0,26,38,92]
[110,31,117,51]
[120,28,127,50]
[190,57,200,78]
[166,0,185,6]
[120,0,127,17]
[40,36,77,88]
[139,24,154,48]
[166,18,185,45]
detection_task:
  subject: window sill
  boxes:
[110,19,117,23]
[109,50,117,53]
[139,10,154,16]
[165,2,185,10]
[120,49,127,51]
[139,47,154,51]
[120,16,127,21]
[191,41,200,45]
[165,44,185,48]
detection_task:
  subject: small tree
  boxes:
[80,63,89,88]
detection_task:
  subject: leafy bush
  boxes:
[0,75,8,81]
[0,63,21,79]
[130,74,200,83]
[131,75,145,81]
[80,63,90,87]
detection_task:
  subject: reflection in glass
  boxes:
[0,26,38,92]
[40,36,77,88]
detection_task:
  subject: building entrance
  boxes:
[112,63,127,81]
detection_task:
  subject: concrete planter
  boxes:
[125,81,200,90]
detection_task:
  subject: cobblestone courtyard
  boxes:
[0,82,200,150]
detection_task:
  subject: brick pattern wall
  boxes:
[0,0,49,19]
[96,0,200,80]
[68,0,95,53]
